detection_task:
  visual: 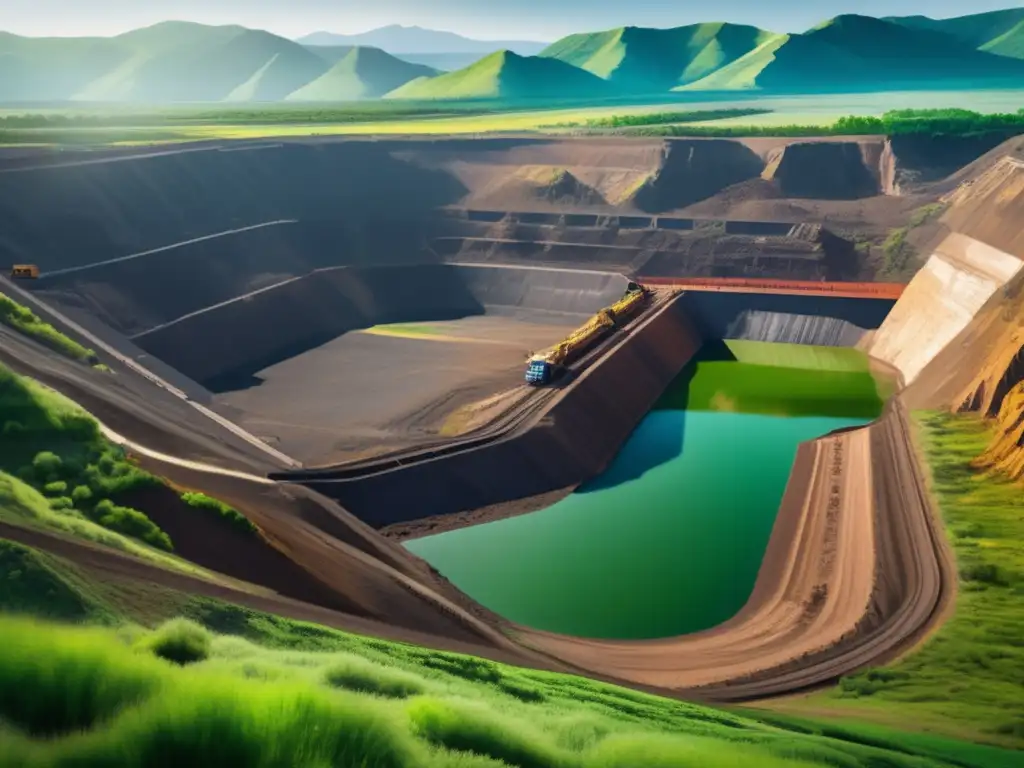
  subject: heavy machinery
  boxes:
[10,265,39,279]
[525,282,650,385]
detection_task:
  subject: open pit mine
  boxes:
[1,133,1023,701]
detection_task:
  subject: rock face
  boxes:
[975,381,1024,480]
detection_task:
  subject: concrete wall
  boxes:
[869,233,1023,384]
[681,291,894,347]
[290,295,702,525]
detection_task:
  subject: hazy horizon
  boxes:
[1,0,1022,41]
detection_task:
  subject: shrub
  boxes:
[181,492,258,535]
[71,484,93,504]
[323,656,426,699]
[49,497,74,511]
[90,499,173,551]
[32,451,63,481]
[145,619,212,666]
[43,480,68,496]
[2,420,24,436]
[961,563,1011,587]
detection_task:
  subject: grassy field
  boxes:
[2,89,1024,143]
[0,537,1018,768]
[767,412,1024,749]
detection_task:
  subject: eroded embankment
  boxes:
[127,264,627,387]
[288,293,702,526]
[976,381,1024,479]
[513,393,950,701]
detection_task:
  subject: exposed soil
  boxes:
[212,314,578,465]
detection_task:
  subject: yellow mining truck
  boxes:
[525,282,650,385]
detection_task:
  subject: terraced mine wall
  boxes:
[285,294,702,525]
[0,142,468,269]
[680,291,895,347]
[131,264,628,388]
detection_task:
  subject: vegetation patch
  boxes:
[143,618,212,665]
[779,412,1024,749]
[0,539,102,621]
[542,107,772,129]
[324,655,427,699]
[0,292,98,364]
[180,492,258,535]
[624,108,1024,138]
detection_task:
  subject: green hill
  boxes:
[287,47,438,101]
[81,22,328,102]
[886,9,1024,59]
[0,33,132,101]
[539,22,777,91]
[386,49,612,100]
[681,14,1024,92]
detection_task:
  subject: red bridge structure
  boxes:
[641,276,905,300]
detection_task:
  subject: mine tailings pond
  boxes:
[406,340,889,640]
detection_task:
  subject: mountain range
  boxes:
[296,25,548,56]
[1,10,1023,104]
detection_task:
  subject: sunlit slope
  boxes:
[539,22,776,91]
[81,22,328,101]
[0,32,132,101]
[682,14,1024,91]
[386,50,612,100]
[288,47,438,100]
[886,9,1024,59]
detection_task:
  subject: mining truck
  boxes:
[525,282,650,385]
[10,264,40,279]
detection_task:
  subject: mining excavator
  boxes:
[525,281,650,385]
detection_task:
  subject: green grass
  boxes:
[0,610,1017,768]
[180,492,258,535]
[0,365,222,575]
[0,539,110,622]
[0,292,98,364]
[0,365,169,545]
[775,412,1024,748]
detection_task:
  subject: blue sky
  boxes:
[2,0,1022,40]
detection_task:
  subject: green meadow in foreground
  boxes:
[773,412,1024,749]
[0,590,1018,768]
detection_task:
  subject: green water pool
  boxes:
[405,341,886,640]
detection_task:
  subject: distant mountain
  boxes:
[288,47,437,101]
[297,26,548,56]
[679,14,1024,92]
[540,22,777,92]
[386,50,612,100]
[3,14,1024,104]
[387,52,483,72]
[0,21,436,103]
[885,9,1024,59]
